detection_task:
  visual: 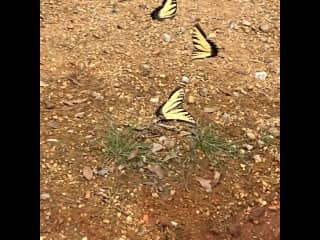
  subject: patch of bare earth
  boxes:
[41,0,279,239]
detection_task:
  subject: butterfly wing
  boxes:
[162,108,196,124]
[192,24,218,60]
[156,88,196,124]
[151,0,177,20]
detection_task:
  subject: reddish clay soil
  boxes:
[41,0,279,239]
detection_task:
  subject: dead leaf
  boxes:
[151,143,164,153]
[83,166,93,180]
[147,164,165,179]
[195,177,213,192]
[128,149,139,160]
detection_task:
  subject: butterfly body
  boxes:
[192,23,219,60]
[151,0,177,20]
[156,87,196,124]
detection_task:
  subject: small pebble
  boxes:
[91,91,104,100]
[242,20,251,26]
[153,49,161,56]
[171,221,178,227]
[103,219,110,224]
[48,120,59,129]
[229,21,238,29]
[94,167,110,176]
[246,132,256,140]
[243,144,254,151]
[163,33,171,42]
[181,76,190,84]
[257,140,265,146]
[150,97,159,103]
[44,101,55,109]
[126,216,133,223]
[75,112,85,118]
[140,64,151,76]
[255,71,267,80]
[199,88,209,97]
[187,95,196,104]
[208,32,216,38]
[152,192,159,198]
[254,154,263,163]
[223,113,231,123]
[259,23,271,33]
[41,193,50,200]
[268,127,280,137]
[40,80,48,87]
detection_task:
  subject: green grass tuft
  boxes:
[103,124,146,165]
[190,124,238,165]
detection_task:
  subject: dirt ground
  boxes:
[40,0,280,239]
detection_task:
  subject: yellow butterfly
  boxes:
[156,87,195,124]
[151,0,177,20]
[192,23,219,60]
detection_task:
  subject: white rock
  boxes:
[253,154,263,163]
[259,24,271,32]
[181,76,190,83]
[41,193,50,200]
[255,71,267,80]
[150,97,159,103]
[243,144,254,151]
[163,33,171,42]
[242,20,251,26]
[171,221,178,227]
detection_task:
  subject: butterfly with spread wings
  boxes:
[156,87,196,124]
[192,23,219,60]
[151,0,177,20]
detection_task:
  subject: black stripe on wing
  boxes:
[155,87,184,116]
[151,0,177,20]
[192,23,219,57]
